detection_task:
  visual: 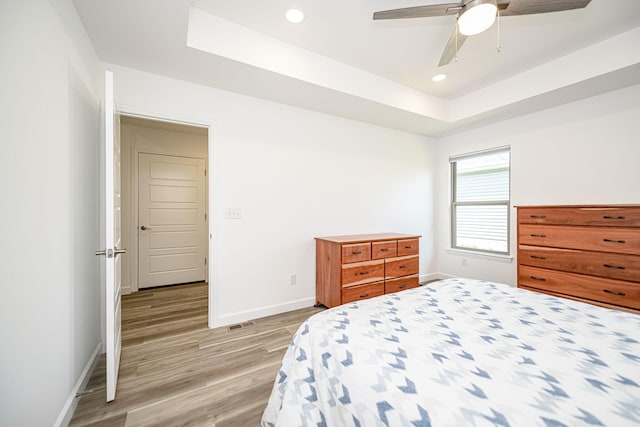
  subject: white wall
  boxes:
[0,0,102,425]
[108,64,437,326]
[435,84,640,285]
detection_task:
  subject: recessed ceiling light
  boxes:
[286,9,305,24]
[432,74,447,82]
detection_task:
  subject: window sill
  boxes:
[446,248,513,263]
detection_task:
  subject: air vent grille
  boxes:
[227,321,256,332]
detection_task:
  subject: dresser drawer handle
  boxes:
[530,276,546,281]
[359,271,369,275]
[404,245,413,249]
[603,289,626,297]
[359,293,370,298]
[352,251,363,255]
[380,248,391,252]
[603,264,626,270]
[603,239,626,244]
[530,234,547,238]
[530,255,547,260]
[399,285,407,289]
[530,215,546,219]
[399,265,408,269]
[603,215,626,220]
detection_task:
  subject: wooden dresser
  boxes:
[315,233,421,308]
[516,205,640,313]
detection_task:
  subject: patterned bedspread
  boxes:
[262,278,640,426]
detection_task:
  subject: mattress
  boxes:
[262,278,640,426]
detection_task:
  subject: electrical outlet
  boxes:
[289,274,297,286]
[225,207,242,219]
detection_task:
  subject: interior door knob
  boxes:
[140,225,152,230]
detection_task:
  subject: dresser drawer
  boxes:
[342,259,384,286]
[385,255,419,279]
[519,245,640,282]
[518,206,640,227]
[372,241,397,259]
[519,266,640,310]
[519,224,640,255]
[342,281,385,304]
[342,243,371,264]
[397,239,419,256]
[385,275,419,294]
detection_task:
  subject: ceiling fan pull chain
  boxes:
[496,9,501,53]
[455,18,459,62]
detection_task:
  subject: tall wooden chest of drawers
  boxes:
[315,233,421,308]
[516,205,640,313]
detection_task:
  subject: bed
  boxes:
[262,278,640,426]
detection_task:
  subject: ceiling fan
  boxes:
[373,0,592,66]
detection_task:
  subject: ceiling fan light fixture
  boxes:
[458,0,497,36]
[286,9,305,24]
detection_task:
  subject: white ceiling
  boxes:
[73,0,640,137]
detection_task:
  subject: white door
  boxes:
[97,70,124,402]
[138,153,206,288]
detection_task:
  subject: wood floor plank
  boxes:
[70,282,324,426]
[124,364,278,426]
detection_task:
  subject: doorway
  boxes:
[119,115,209,294]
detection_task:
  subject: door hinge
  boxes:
[204,257,207,265]
[204,213,207,221]
[204,169,207,176]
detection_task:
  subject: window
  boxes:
[451,147,510,255]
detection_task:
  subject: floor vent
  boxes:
[227,321,256,331]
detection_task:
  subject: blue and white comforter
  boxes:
[262,278,640,426]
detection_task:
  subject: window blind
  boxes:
[451,148,510,254]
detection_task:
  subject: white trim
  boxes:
[446,247,513,263]
[207,131,216,330]
[449,145,510,162]
[214,297,316,328]
[54,342,102,427]
[117,103,211,130]
[419,273,441,283]
[215,274,455,327]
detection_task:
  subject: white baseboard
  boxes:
[214,274,455,328]
[214,297,316,328]
[419,273,440,283]
[121,283,132,296]
[54,342,102,427]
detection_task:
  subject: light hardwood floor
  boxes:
[70,282,323,426]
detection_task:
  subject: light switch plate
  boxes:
[225,207,242,219]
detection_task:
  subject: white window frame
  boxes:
[450,146,511,256]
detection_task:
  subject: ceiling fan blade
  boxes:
[373,3,461,20]
[438,27,468,67]
[499,0,592,16]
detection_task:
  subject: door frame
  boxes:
[116,106,215,328]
